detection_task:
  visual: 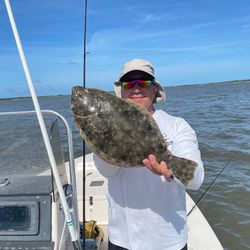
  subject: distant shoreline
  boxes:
[172,79,250,88]
[1,79,250,100]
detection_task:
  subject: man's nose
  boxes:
[131,83,142,91]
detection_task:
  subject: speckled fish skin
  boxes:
[71,86,197,186]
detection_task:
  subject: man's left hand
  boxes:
[142,154,174,180]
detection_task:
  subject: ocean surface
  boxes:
[0,81,250,249]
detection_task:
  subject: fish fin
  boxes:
[163,155,197,187]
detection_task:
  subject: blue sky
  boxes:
[0,0,250,98]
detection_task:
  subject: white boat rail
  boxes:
[0,109,80,241]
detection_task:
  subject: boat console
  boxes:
[0,111,78,249]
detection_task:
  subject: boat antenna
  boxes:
[82,0,88,249]
[187,146,242,217]
[4,1,82,249]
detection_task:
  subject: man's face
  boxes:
[121,71,156,113]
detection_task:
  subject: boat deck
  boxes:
[73,154,223,250]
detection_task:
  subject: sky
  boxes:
[0,0,250,98]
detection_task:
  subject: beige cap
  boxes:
[114,59,166,103]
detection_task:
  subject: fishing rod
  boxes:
[187,146,242,217]
[83,0,88,87]
[82,0,88,249]
[4,1,81,249]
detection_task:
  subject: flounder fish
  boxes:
[71,86,197,186]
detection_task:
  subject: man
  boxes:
[93,59,204,250]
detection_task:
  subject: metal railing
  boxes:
[0,110,80,239]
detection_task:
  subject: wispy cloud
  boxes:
[241,24,250,32]
[67,59,80,65]
[87,20,250,55]
[1,0,250,98]
[157,59,250,85]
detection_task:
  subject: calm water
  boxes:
[0,81,250,249]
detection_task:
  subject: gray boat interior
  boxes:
[0,111,75,249]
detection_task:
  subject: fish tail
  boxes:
[162,155,197,186]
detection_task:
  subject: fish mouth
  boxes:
[74,113,92,118]
[71,86,90,115]
[72,86,82,97]
[71,86,89,100]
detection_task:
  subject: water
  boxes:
[0,81,250,249]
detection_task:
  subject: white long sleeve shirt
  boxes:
[93,110,204,250]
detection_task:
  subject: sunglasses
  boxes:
[121,79,154,89]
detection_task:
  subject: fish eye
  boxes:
[77,92,83,97]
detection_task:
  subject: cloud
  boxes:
[67,59,80,65]
[1,0,250,98]
[87,22,250,57]
[157,59,250,85]
[241,24,250,32]
[140,14,162,23]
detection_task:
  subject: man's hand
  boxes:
[142,154,174,180]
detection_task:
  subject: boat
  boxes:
[0,109,224,249]
[77,153,224,250]
[0,111,82,249]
